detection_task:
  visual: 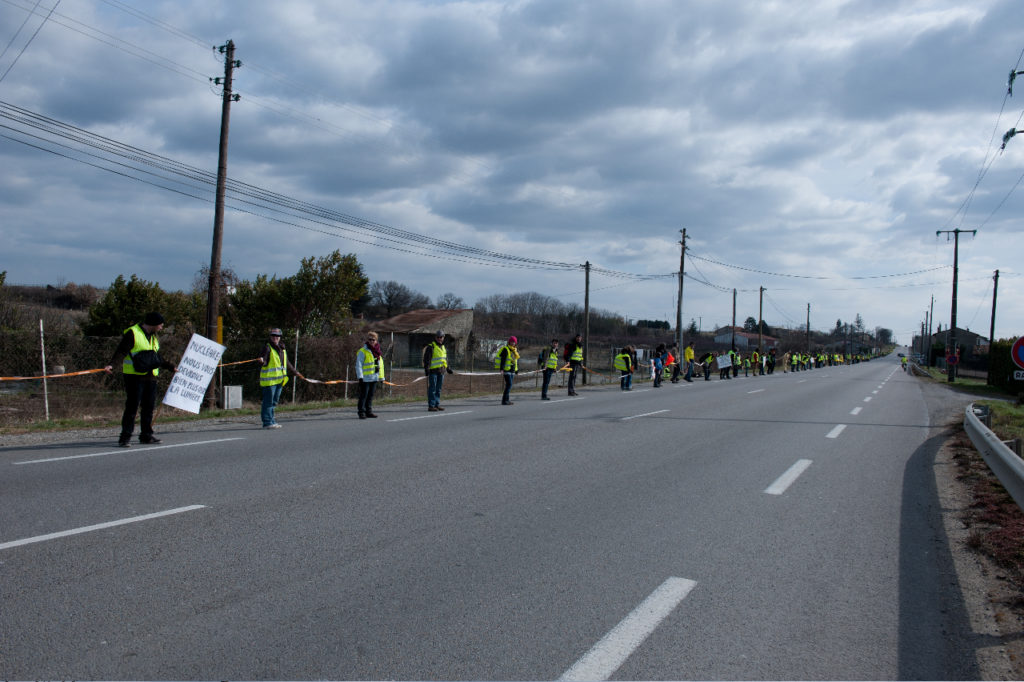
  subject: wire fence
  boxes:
[0,329,634,428]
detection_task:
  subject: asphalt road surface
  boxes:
[1,350,981,679]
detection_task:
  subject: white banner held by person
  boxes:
[163,333,226,414]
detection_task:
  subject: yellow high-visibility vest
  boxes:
[122,324,159,376]
[427,342,448,370]
[357,346,385,381]
[613,353,632,371]
[260,347,288,387]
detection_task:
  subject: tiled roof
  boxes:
[368,308,472,333]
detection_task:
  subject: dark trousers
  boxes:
[357,380,376,415]
[541,369,555,397]
[502,372,514,402]
[121,374,157,440]
[568,363,580,393]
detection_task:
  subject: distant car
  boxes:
[898,353,905,358]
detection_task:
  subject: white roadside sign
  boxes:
[163,333,226,414]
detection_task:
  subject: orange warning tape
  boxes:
[0,368,107,381]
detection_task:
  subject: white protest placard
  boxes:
[162,333,226,414]
[716,353,732,369]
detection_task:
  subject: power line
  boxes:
[0,0,58,83]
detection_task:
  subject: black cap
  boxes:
[144,312,164,326]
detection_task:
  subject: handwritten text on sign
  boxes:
[163,334,226,414]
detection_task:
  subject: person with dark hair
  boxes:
[104,312,177,447]
[496,336,519,405]
[538,338,560,400]
[614,345,634,390]
[564,333,584,396]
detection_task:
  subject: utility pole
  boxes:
[676,229,687,353]
[988,269,999,385]
[731,288,737,349]
[806,303,811,354]
[206,40,240,343]
[582,261,590,386]
[936,228,976,382]
[204,40,240,408]
[928,295,934,366]
[758,286,764,352]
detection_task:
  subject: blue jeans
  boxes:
[541,369,554,397]
[261,382,283,426]
[427,372,444,407]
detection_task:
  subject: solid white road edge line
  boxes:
[560,577,698,681]
[621,409,670,421]
[826,424,847,439]
[0,505,207,551]
[387,410,472,422]
[13,438,245,465]
[765,459,813,495]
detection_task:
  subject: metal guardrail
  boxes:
[964,403,1024,511]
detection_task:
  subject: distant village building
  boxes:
[368,308,474,366]
[928,326,989,356]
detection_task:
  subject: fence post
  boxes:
[39,319,50,421]
[291,329,299,404]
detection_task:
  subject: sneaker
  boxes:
[436,406,445,411]
[358,413,366,419]
[118,439,131,448]
[263,423,282,429]
[428,406,439,412]
[140,436,162,444]
[502,401,514,405]
[541,396,551,400]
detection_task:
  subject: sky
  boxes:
[2,0,1023,344]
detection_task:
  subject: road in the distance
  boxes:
[0,351,980,679]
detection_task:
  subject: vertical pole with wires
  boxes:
[988,269,999,385]
[730,288,736,349]
[936,228,976,383]
[676,229,687,353]
[205,40,240,407]
[758,287,764,353]
[806,303,811,354]
[582,261,590,386]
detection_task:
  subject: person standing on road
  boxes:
[538,338,560,400]
[423,330,454,411]
[355,331,385,419]
[683,341,695,382]
[565,333,584,396]
[104,312,178,447]
[257,327,300,429]
[496,336,520,405]
[699,351,714,381]
[614,345,634,390]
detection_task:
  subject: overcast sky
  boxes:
[2,0,1022,343]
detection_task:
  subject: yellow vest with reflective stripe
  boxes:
[260,346,287,387]
[495,345,519,371]
[122,324,159,376]
[544,349,559,370]
[613,353,631,371]
[428,342,447,370]
[357,346,385,381]
[570,344,583,362]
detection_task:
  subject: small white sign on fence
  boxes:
[163,333,226,414]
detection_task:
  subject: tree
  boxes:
[743,316,758,332]
[367,280,431,318]
[833,319,844,338]
[287,251,368,335]
[83,274,192,336]
[435,292,466,310]
[854,313,865,334]
[686,318,698,335]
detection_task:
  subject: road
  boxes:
[0,351,981,679]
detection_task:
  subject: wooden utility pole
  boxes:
[206,40,240,345]
[676,229,687,352]
[204,40,240,408]
[936,228,976,382]
[582,261,590,385]
[730,288,736,349]
[758,286,764,352]
[988,269,999,385]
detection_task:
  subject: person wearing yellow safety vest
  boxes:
[564,333,584,396]
[537,338,560,400]
[356,330,385,419]
[496,336,520,405]
[614,345,634,390]
[422,329,454,411]
[258,327,300,429]
[104,312,178,447]
[751,348,761,377]
[683,341,695,382]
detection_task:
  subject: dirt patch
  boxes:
[937,421,1024,678]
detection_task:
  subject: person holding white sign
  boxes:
[258,328,300,429]
[104,312,177,447]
